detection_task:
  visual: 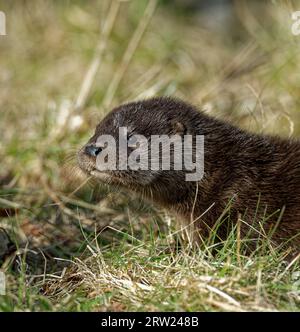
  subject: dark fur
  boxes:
[78,97,300,252]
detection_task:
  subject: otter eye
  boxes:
[128,135,138,148]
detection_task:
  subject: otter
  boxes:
[77,97,300,252]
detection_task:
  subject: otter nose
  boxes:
[84,145,102,157]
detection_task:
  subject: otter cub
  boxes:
[77,97,300,251]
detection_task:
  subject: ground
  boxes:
[0,0,299,311]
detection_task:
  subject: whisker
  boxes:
[67,176,93,197]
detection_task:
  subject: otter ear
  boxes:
[171,121,186,135]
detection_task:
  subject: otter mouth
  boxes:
[78,154,124,184]
[90,169,112,181]
[77,148,145,186]
[90,168,140,187]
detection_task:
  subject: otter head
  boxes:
[77,97,202,202]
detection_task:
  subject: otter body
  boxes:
[78,97,300,251]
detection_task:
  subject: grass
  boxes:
[1,223,299,311]
[0,0,300,311]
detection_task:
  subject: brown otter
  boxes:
[77,97,300,252]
